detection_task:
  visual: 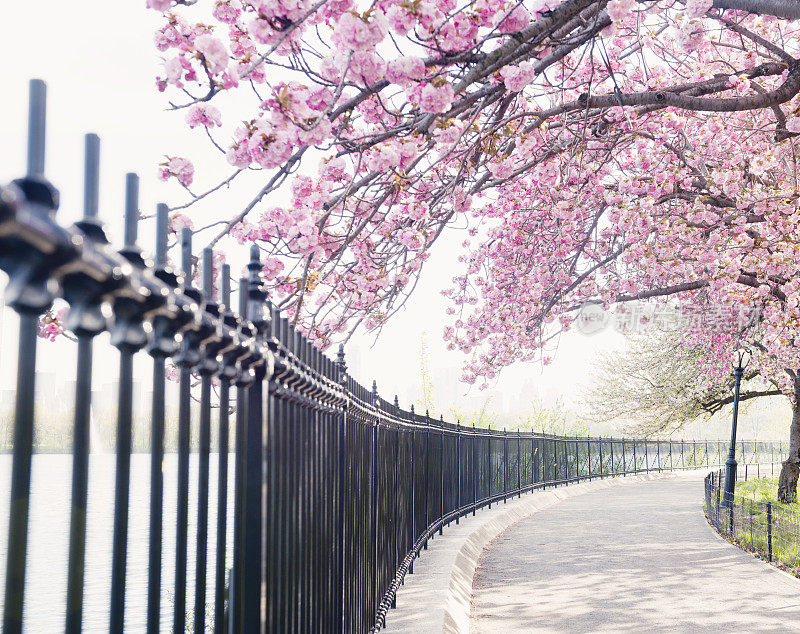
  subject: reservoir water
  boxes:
[0,453,235,632]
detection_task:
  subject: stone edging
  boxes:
[443,472,679,633]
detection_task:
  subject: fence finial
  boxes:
[83,134,100,219]
[181,228,193,286]
[63,136,111,336]
[221,263,231,308]
[336,344,347,384]
[76,137,100,242]
[155,203,169,267]
[246,245,269,334]
[27,78,47,178]
[202,247,215,299]
[120,174,143,267]
[123,173,139,249]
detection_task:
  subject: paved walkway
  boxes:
[471,472,800,632]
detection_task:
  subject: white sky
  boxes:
[0,0,628,420]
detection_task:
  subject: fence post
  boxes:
[213,265,232,634]
[242,246,269,629]
[503,429,508,502]
[3,77,56,634]
[456,421,461,524]
[64,134,106,634]
[110,175,150,633]
[609,437,613,475]
[439,415,444,533]
[598,439,604,478]
[621,438,626,475]
[519,430,525,495]
[147,203,172,634]
[371,382,379,621]
[424,411,430,549]
[192,247,218,634]
[336,347,347,617]
[633,439,637,474]
[409,405,415,574]
[230,280,252,634]
[472,423,477,516]
[392,396,400,599]
[767,502,773,562]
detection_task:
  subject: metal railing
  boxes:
[705,467,799,572]
[0,79,789,633]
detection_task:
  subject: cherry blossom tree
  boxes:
[146,0,800,496]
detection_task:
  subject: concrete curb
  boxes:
[443,472,677,633]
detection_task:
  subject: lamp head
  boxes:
[734,346,752,371]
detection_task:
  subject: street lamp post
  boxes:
[722,347,751,508]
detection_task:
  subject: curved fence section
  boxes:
[705,468,799,573]
[0,80,790,633]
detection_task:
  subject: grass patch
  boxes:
[735,477,790,505]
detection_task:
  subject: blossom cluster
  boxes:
[37,307,68,342]
[146,0,800,393]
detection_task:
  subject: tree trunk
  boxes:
[777,391,800,503]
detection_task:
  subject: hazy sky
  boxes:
[0,0,627,417]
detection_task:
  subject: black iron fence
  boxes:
[705,468,800,573]
[0,79,789,633]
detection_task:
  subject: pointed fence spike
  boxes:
[181,228,192,281]
[221,264,231,307]
[124,173,139,248]
[202,248,214,298]
[155,204,169,267]
[83,134,100,219]
[27,79,47,177]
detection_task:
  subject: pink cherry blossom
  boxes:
[37,307,68,342]
[418,82,454,114]
[386,56,425,87]
[499,61,535,92]
[168,212,194,234]
[684,0,713,19]
[497,5,531,32]
[194,34,229,75]
[398,228,426,250]
[607,0,636,22]
[334,11,388,51]
[185,103,222,128]
[147,0,171,11]
[159,157,194,187]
